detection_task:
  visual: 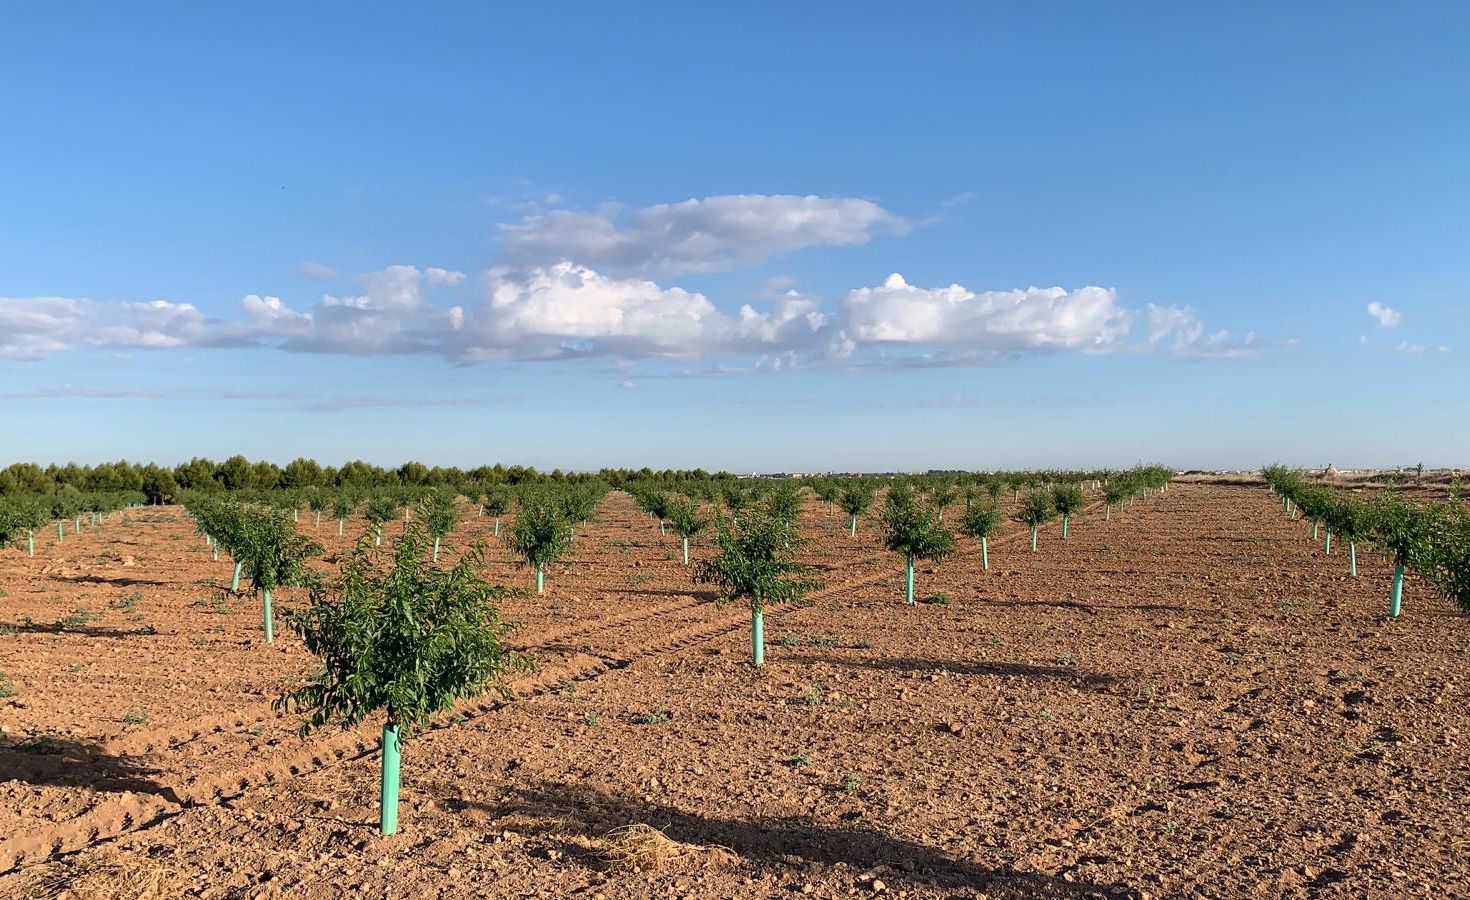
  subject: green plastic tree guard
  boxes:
[981,536,989,571]
[231,561,242,592]
[1389,564,1403,618]
[1031,526,1038,552]
[751,607,765,667]
[535,566,544,595]
[849,516,857,537]
[28,531,35,557]
[1324,529,1331,555]
[494,518,500,537]
[57,522,64,544]
[75,515,81,532]
[1062,515,1070,540]
[1349,542,1357,577]
[338,518,345,536]
[682,536,689,565]
[262,587,274,643]
[905,555,915,605]
[1312,521,1318,541]
[315,512,322,529]
[1105,504,1110,521]
[433,537,441,563]
[212,542,219,562]
[380,723,400,835]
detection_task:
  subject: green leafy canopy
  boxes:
[882,487,956,562]
[695,510,818,612]
[277,524,532,739]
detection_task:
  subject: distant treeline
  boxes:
[0,459,736,503]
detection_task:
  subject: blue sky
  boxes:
[2,2,1466,472]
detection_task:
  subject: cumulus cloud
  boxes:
[838,273,1131,357]
[0,296,248,360]
[1367,301,1402,328]
[1392,341,1425,354]
[297,261,337,279]
[498,194,906,274]
[1,265,1261,368]
[1144,303,1261,360]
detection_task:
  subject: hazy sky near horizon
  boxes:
[2,2,1467,473]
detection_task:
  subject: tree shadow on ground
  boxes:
[602,587,721,602]
[0,620,148,639]
[974,596,1203,617]
[460,780,1135,899]
[973,597,1099,615]
[0,736,183,803]
[50,574,171,588]
[777,653,1119,688]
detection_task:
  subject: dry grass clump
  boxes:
[600,823,734,873]
[33,850,183,900]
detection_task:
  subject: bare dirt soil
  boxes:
[2,485,1467,899]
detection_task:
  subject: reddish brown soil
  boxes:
[2,485,1466,899]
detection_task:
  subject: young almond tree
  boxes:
[0,503,20,555]
[331,494,355,537]
[1423,503,1470,613]
[960,501,1001,571]
[1369,493,1436,618]
[418,489,460,562]
[278,525,530,836]
[1052,484,1084,540]
[559,482,607,543]
[482,487,512,537]
[666,495,708,565]
[307,489,329,530]
[364,496,402,547]
[1103,480,1128,521]
[507,492,573,594]
[811,479,841,518]
[641,490,673,536]
[927,482,959,522]
[882,486,956,605]
[696,509,816,667]
[1016,490,1055,552]
[11,499,46,558]
[236,507,322,643]
[721,482,750,524]
[839,481,877,537]
[187,497,247,590]
[1326,494,1372,577]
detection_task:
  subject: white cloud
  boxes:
[1,265,1262,369]
[1367,301,1402,328]
[297,261,337,279]
[498,194,907,274]
[1392,341,1425,354]
[1439,345,1452,353]
[462,263,726,360]
[0,296,238,360]
[1144,303,1260,360]
[839,273,1131,355]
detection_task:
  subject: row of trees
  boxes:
[0,458,738,499]
[1263,466,1469,617]
[0,490,146,556]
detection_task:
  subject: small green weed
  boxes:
[631,706,670,725]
